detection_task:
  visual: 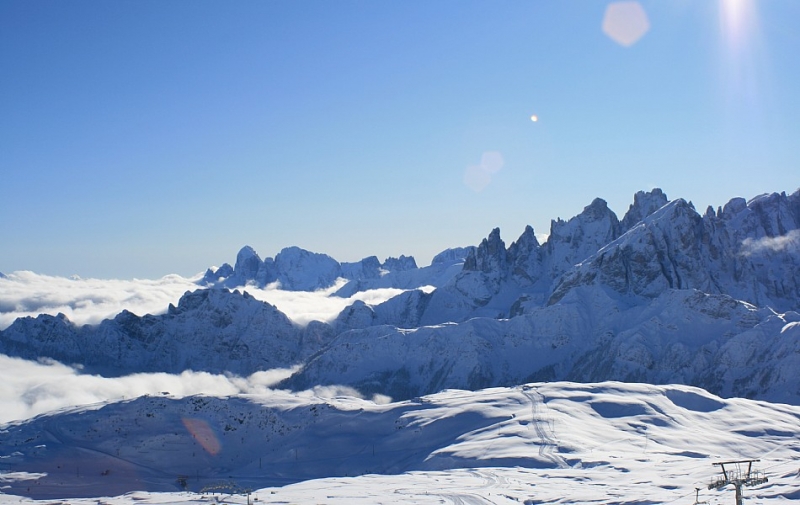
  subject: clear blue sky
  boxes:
[2,1,798,279]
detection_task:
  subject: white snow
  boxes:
[1,382,798,504]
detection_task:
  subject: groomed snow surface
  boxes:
[2,381,799,504]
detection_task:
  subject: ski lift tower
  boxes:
[692,487,708,505]
[708,459,768,505]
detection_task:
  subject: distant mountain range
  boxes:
[2,188,799,403]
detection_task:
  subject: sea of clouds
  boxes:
[0,271,409,424]
[0,271,412,330]
[0,355,392,424]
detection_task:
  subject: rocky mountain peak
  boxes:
[432,247,474,266]
[274,247,342,291]
[621,188,669,231]
[546,197,621,278]
[234,246,262,281]
[383,255,418,271]
[508,225,540,263]
[201,263,234,285]
[464,228,507,273]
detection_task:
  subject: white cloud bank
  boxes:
[0,355,390,424]
[243,279,407,326]
[0,272,408,422]
[0,271,200,330]
[0,272,411,330]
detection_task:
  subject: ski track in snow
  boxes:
[521,386,561,466]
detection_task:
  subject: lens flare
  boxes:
[182,417,221,456]
[602,2,650,47]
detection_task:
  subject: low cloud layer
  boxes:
[0,271,200,330]
[244,279,407,326]
[740,230,800,257]
[0,272,410,330]
[0,355,390,424]
[0,273,407,423]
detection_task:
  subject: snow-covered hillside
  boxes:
[1,382,798,503]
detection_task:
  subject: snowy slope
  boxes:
[1,382,798,503]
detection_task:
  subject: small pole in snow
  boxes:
[643,426,648,452]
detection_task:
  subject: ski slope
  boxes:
[1,381,798,504]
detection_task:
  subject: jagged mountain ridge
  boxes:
[345,188,799,329]
[550,191,800,311]
[202,243,472,294]
[286,285,800,404]
[1,188,799,403]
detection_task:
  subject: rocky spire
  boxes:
[620,188,669,231]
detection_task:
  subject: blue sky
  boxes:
[2,1,798,279]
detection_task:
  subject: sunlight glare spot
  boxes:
[720,0,755,51]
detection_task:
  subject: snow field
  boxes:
[1,381,798,504]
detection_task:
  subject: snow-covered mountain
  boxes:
[1,188,799,404]
[1,382,799,503]
[288,286,800,404]
[0,289,334,376]
[550,192,800,312]
[358,189,800,328]
[201,244,470,294]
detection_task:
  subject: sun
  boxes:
[720,0,755,51]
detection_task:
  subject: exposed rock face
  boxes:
[383,255,418,271]
[620,188,669,232]
[234,246,262,283]
[545,197,622,280]
[201,263,234,284]
[273,247,343,291]
[341,256,382,281]
[549,190,800,312]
